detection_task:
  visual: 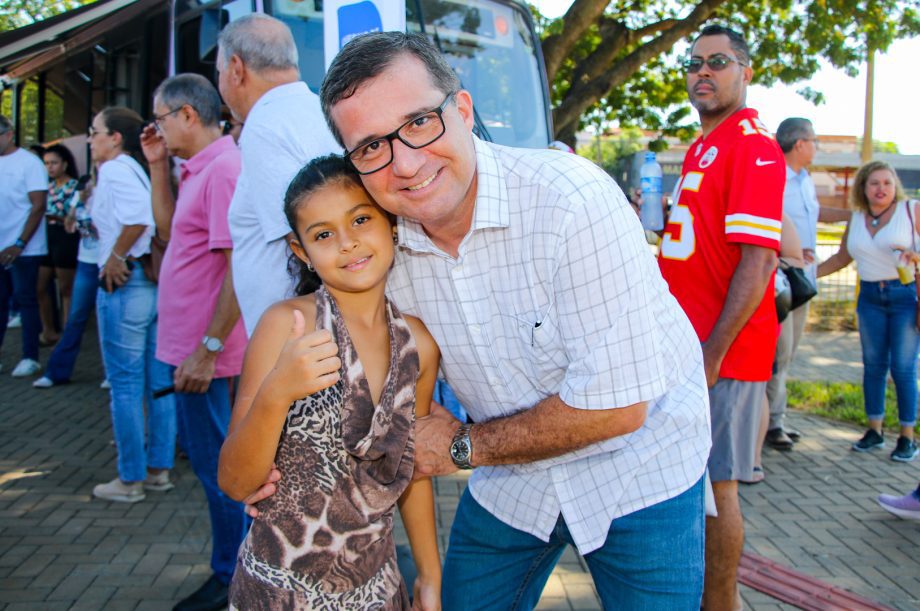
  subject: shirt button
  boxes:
[470,324,480,334]
[489,377,500,386]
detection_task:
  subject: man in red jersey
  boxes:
[657,24,784,610]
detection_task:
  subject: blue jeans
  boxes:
[857,280,920,426]
[97,266,175,482]
[442,477,705,610]
[45,261,101,382]
[172,374,249,583]
[0,255,42,360]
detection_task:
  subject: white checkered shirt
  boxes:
[387,138,711,554]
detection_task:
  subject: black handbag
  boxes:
[779,260,817,311]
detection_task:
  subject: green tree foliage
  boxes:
[0,0,93,33]
[535,0,920,145]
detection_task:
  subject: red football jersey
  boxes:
[658,108,785,381]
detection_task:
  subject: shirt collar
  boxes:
[785,164,809,181]
[180,135,236,180]
[397,136,509,254]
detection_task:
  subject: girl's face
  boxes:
[291,181,396,295]
[865,169,896,208]
[44,152,66,180]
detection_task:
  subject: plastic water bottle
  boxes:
[639,151,664,231]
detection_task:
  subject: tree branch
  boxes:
[542,0,610,84]
[553,0,727,137]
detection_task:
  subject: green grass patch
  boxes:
[787,380,920,434]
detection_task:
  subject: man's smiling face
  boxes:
[329,53,478,235]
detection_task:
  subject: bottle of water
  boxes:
[639,151,664,231]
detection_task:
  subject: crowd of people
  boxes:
[0,15,918,611]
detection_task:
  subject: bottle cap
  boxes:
[644,151,656,161]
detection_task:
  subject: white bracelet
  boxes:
[112,251,128,262]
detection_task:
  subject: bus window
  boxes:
[409,0,549,148]
[267,0,326,93]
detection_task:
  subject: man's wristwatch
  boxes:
[449,424,474,470]
[202,336,225,353]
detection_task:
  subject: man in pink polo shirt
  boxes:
[140,73,247,611]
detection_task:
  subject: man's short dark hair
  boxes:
[776,117,814,153]
[692,24,751,66]
[153,74,222,128]
[319,32,461,147]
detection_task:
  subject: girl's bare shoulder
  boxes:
[255,294,319,338]
[404,315,439,367]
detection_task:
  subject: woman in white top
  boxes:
[87,107,176,503]
[819,161,919,462]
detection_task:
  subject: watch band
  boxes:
[13,238,26,249]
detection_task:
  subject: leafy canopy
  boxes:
[535,0,920,144]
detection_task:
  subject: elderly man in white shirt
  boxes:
[766,118,850,449]
[216,14,340,336]
[243,32,711,608]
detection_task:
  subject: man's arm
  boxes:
[701,244,776,387]
[818,206,850,224]
[413,396,647,477]
[140,125,176,240]
[174,250,242,394]
[0,190,47,265]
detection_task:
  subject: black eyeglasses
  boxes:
[683,54,748,73]
[345,92,457,175]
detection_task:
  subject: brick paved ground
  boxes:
[1,326,918,610]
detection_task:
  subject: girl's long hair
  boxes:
[283,154,365,296]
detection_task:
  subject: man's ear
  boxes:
[742,64,753,86]
[454,90,475,131]
[229,54,245,86]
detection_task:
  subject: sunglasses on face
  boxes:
[683,54,747,73]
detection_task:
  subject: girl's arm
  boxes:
[218,300,341,501]
[398,317,442,611]
[817,219,853,278]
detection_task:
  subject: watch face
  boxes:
[204,337,222,352]
[450,439,470,462]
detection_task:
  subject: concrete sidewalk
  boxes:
[1,328,918,610]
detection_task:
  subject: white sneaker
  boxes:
[11,358,41,378]
[100,379,111,390]
[32,376,54,388]
[92,477,145,503]
[7,313,21,329]
[144,470,175,492]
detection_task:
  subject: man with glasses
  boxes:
[766,118,850,451]
[247,31,711,607]
[0,115,48,378]
[139,74,248,611]
[215,14,339,336]
[657,24,785,609]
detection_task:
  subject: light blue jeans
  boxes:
[442,476,705,610]
[96,266,175,482]
[857,280,920,426]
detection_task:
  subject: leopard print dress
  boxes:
[229,286,419,610]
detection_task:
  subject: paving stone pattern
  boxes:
[1,327,918,610]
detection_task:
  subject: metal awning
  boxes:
[0,0,166,88]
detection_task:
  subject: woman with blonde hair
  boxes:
[819,160,919,462]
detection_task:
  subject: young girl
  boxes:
[219,155,441,609]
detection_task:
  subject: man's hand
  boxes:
[0,245,23,268]
[241,465,281,518]
[174,345,218,394]
[102,254,131,292]
[140,124,169,166]
[701,341,724,388]
[413,401,461,479]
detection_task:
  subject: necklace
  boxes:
[867,201,895,227]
